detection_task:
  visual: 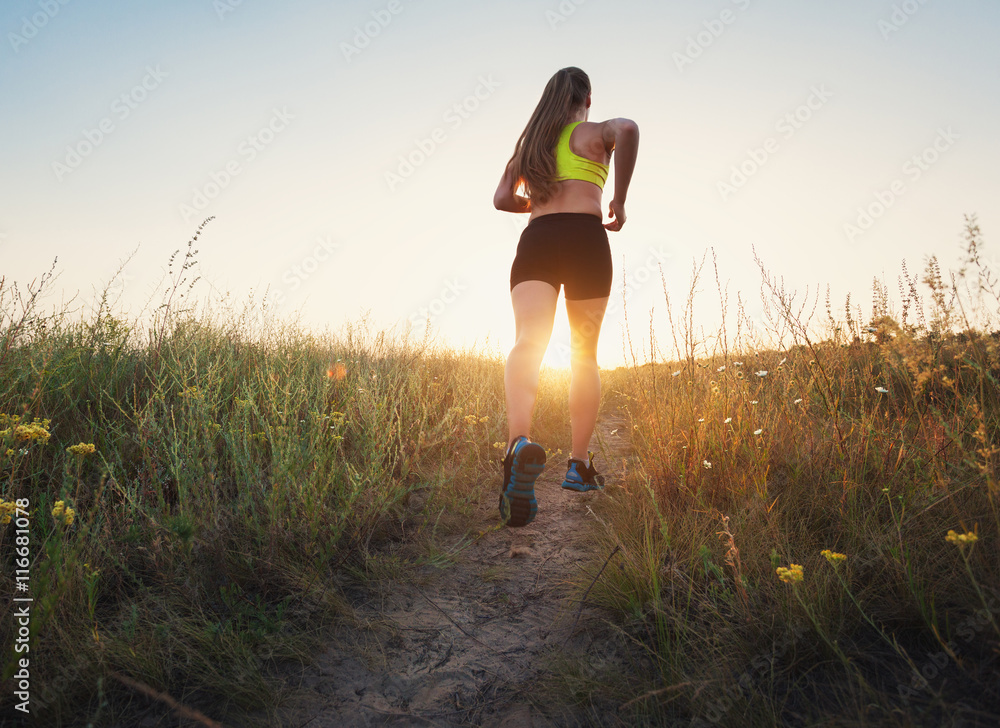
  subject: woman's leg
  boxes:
[565,295,609,461]
[505,280,559,446]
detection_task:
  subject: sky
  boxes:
[2,0,998,368]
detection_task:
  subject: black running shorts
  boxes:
[509,212,612,300]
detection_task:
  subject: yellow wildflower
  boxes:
[0,500,16,525]
[14,423,51,443]
[821,549,847,565]
[67,442,96,457]
[776,563,804,584]
[52,500,76,526]
[945,529,978,546]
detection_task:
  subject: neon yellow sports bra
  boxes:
[554,121,609,189]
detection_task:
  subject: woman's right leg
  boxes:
[505,280,559,446]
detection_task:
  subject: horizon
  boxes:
[3,0,998,369]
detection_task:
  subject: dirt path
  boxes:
[267,412,632,728]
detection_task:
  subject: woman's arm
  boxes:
[601,118,639,231]
[493,162,531,213]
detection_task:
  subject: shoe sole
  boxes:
[561,480,602,492]
[502,442,546,527]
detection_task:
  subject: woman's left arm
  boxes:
[493,163,531,213]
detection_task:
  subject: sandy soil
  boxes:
[265,413,635,728]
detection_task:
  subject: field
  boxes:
[1,216,998,726]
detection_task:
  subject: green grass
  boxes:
[583,215,1000,725]
[0,223,577,725]
[2,215,999,726]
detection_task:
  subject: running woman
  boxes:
[493,66,639,527]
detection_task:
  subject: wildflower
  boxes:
[821,549,847,565]
[493,441,505,449]
[52,500,76,526]
[866,326,877,333]
[479,416,488,424]
[733,362,743,367]
[463,415,477,425]
[672,370,681,377]
[702,460,712,469]
[793,398,802,405]
[723,417,732,424]
[0,500,16,525]
[717,365,726,372]
[776,563,804,584]
[750,400,758,405]
[946,529,978,546]
[753,428,763,435]
[697,418,705,423]
[14,423,51,443]
[755,371,768,378]
[736,372,744,379]
[875,386,888,394]
[66,443,96,457]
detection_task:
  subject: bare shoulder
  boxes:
[597,117,639,152]
[570,120,613,161]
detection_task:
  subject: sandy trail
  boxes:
[268,412,631,728]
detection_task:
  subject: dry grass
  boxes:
[585,215,1000,726]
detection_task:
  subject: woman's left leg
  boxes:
[565,295,609,462]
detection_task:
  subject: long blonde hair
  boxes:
[504,67,591,206]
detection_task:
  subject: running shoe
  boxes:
[561,452,605,492]
[499,436,546,527]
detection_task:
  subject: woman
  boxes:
[493,66,639,527]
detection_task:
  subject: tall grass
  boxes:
[0,223,580,725]
[589,215,1000,725]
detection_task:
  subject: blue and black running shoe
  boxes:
[499,436,546,527]
[561,452,605,492]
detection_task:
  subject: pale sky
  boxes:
[2,0,998,367]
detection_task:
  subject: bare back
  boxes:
[529,120,611,221]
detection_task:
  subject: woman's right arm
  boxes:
[601,118,639,231]
[493,162,531,213]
